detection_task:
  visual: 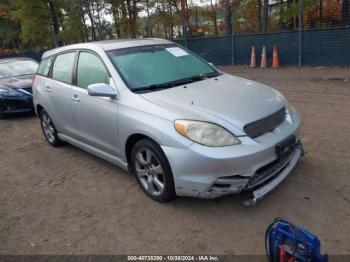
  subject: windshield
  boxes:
[0,60,38,79]
[108,45,219,92]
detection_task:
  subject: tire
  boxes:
[40,110,64,147]
[131,138,176,202]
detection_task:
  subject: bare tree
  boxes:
[210,0,218,35]
[108,0,122,38]
[262,0,268,32]
[319,0,323,26]
[145,0,152,37]
[257,0,262,32]
[47,0,61,46]
[224,0,232,35]
[83,0,97,40]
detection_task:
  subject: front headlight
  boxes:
[0,87,22,97]
[175,120,241,147]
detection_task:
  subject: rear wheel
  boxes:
[131,138,176,202]
[40,110,64,147]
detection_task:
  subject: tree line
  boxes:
[0,0,349,50]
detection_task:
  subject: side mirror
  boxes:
[87,83,118,99]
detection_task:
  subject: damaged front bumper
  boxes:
[243,144,303,206]
[197,142,304,204]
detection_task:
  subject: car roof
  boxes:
[42,38,174,59]
[0,57,38,64]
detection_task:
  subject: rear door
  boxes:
[70,51,120,156]
[44,52,77,135]
[34,56,54,112]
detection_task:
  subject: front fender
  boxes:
[118,104,193,162]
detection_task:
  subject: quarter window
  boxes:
[77,52,109,89]
[52,52,76,84]
[37,57,53,76]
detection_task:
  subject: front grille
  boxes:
[247,151,293,189]
[244,107,286,138]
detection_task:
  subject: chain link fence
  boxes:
[1,26,349,67]
[176,26,350,67]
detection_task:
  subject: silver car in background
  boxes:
[33,39,303,204]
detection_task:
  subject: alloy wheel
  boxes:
[41,112,55,143]
[134,148,165,196]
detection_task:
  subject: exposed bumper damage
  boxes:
[243,143,304,206]
[197,143,303,204]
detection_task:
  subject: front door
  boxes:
[70,51,120,156]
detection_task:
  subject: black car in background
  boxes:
[0,57,38,118]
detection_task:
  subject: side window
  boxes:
[77,52,109,89]
[37,57,53,76]
[52,52,76,84]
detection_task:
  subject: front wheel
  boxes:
[131,139,176,202]
[40,110,64,147]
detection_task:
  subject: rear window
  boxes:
[52,52,76,84]
[37,57,53,76]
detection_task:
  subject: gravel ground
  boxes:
[0,66,349,255]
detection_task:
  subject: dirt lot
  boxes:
[0,66,349,255]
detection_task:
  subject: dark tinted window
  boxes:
[37,57,53,76]
[0,60,38,79]
[77,52,109,89]
[52,52,75,84]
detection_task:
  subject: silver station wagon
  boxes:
[33,39,303,204]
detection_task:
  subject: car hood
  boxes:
[0,75,33,89]
[141,74,285,134]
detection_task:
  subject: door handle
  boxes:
[72,94,80,102]
[44,86,51,92]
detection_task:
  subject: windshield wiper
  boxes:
[200,71,221,78]
[135,72,220,93]
[135,76,203,93]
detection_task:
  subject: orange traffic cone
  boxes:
[250,46,256,68]
[260,46,267,68]
[272,44,280,68]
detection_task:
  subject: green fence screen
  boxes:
[176,27,350,67]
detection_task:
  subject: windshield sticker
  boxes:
[165,47,189,57]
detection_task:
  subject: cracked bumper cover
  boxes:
[243,144,303,206]
[197,143,303,201]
